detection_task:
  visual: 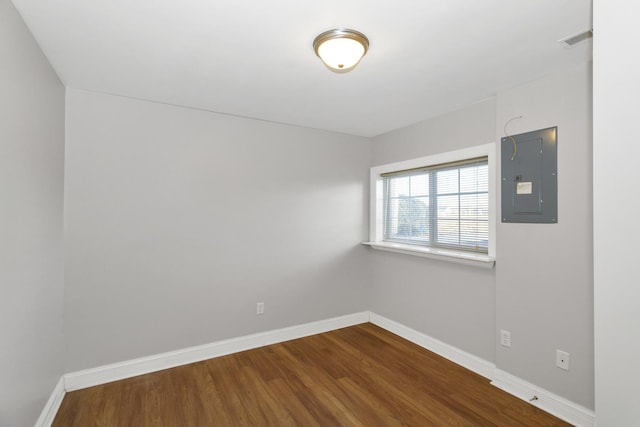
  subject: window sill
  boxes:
[362,241,495,269]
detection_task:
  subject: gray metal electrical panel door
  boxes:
[501,126,557,223]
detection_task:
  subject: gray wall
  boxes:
[593,0,640,424]
[370,64,593,409]
[0,0,65,425]
[64,89,371,371]
[370,99,498,363]
[496,63,593,409]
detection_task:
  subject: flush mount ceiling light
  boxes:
[313,29,369,73]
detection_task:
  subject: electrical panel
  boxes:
[501,126,557,223]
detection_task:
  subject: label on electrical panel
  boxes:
[516,181,533,195]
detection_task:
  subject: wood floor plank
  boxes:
[52,323,573,426]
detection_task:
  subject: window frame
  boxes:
[364,143,496,268]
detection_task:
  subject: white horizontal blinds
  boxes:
[384,171,430,244]
[435,160,489,252]
[383,157,489,253]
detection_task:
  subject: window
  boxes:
[365,143,495,268]
[383,158,488,253]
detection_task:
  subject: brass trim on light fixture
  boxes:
[313,28,369,73]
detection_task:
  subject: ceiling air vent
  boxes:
[558,28,593,48]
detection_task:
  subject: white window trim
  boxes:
[363,143,496,269]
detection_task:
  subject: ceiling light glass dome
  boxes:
[313,29,369,73]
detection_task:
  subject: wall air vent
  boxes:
[558,28,593,48]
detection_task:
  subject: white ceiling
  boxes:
[12,0,592,137]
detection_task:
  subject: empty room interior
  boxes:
[2,0,638,426]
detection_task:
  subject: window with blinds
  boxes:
[382,157,489,253]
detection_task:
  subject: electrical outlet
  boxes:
[256,302,265,315]
[500,330,511,348]
[556,350,570,370]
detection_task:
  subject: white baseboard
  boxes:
[34,377,65,427]
[369,312,595,427]
[369,312,495,379]
[58,310,595,427]
[491,369,596,427]
[64,311,369,391]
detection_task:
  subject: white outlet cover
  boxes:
[500,330,511,348]
[556,350,570,370]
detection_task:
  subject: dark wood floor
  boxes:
[53,323,571,426]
